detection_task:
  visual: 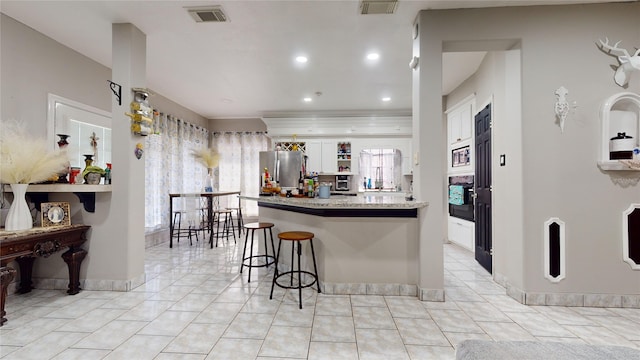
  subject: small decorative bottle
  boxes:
[104,163,112,184]
[56,134,70,183]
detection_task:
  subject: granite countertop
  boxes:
[241,194,428,209]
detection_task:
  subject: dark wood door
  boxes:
[475,104,492,273]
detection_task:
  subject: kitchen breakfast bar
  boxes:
[242,194,428,296]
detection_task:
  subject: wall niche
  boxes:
[598,92,640,171]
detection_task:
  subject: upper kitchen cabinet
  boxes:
[305,139,340,174]
[446,95,475,174]
[447,97,474,145]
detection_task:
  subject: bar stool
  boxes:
[226,205,244,237]
[270,231,321,309]
[211,209,236,247]
[241,222,276,282]
[171,194,203,246]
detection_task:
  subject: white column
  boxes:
[412,15,445,300]
[102,23,146,289]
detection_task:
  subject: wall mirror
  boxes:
[359,148,402,191]
[47,94,112,169]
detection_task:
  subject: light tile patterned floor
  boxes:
[1,236,639,359]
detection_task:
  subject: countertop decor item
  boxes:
[81,154,105,184]
[0,121,69,230]
[41,201,71,227]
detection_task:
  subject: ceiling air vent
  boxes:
[187,6,228,23]
[360,0,398,15]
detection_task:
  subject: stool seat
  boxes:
[278,231,314,241]
[244,222,274,230]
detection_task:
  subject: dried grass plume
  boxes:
[0,121,69,184]
[191,147,220,169]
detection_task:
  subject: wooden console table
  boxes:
[0,224,90,326]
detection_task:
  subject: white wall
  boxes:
[419,2,640,300]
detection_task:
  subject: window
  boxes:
[359,148,402,191]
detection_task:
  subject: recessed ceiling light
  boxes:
[296,56,308,63]
[367,53,380,60]
[382,97,391,102]
[303,97,312,102]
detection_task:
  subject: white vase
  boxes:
[5,183,33,231]
[204,168,214,192]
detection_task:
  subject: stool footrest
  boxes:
[241,255,276,268]
[273,271,319,290]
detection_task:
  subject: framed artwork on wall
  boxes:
[41,202,71,227]
[452,146,470,167]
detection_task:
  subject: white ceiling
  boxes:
[0,0,624,120]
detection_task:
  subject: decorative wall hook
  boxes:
[107,80,122,105]
[597,37,640,88]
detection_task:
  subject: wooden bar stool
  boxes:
[241,222,276,282]
[270,231,321,309]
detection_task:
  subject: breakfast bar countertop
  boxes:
[241,194,428,209]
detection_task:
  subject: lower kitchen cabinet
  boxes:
[448,216,474,251]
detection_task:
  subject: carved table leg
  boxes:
[62,247,87,295]
[1,266,17,326]
[15,257,35,294]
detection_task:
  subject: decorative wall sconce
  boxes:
[597,37,640,88]
[554,86,577,133]
[125,88,153,136]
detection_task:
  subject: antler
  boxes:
[598,37,631,58]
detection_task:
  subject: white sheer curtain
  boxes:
[212,132,269,216]
[144,113,209,232]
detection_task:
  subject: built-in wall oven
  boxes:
[448,175,474,222]
[335,175,350,191]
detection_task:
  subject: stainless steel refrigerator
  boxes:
[259,151,303,189]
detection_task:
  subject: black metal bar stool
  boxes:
[270,231,321,309]
[241,222,276,282]
[211,209,236,247]
[226,205,244,237]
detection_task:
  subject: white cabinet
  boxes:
[447,97,475,174]
[321,140,338,173]
[305,139,341,174]
[448,216,474,251]
[402,156,412,175]
[305,141,322,173]
[447,101,473,145]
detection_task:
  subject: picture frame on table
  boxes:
[41,202,71,227]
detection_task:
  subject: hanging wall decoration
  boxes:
[597,37,640,87]
[554,86,570,133]
[125,88,153,136]
[134,143,144,159]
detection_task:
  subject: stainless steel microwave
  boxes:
[335,175,350,191]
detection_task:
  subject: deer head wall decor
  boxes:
[597,37,640,87]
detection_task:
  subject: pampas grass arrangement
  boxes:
[0,121,69,184]
[191,147,220,169]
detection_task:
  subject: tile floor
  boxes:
[1,234,639,359]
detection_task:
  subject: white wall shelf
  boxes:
[2,184,112,212]
[597,161,640,171]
